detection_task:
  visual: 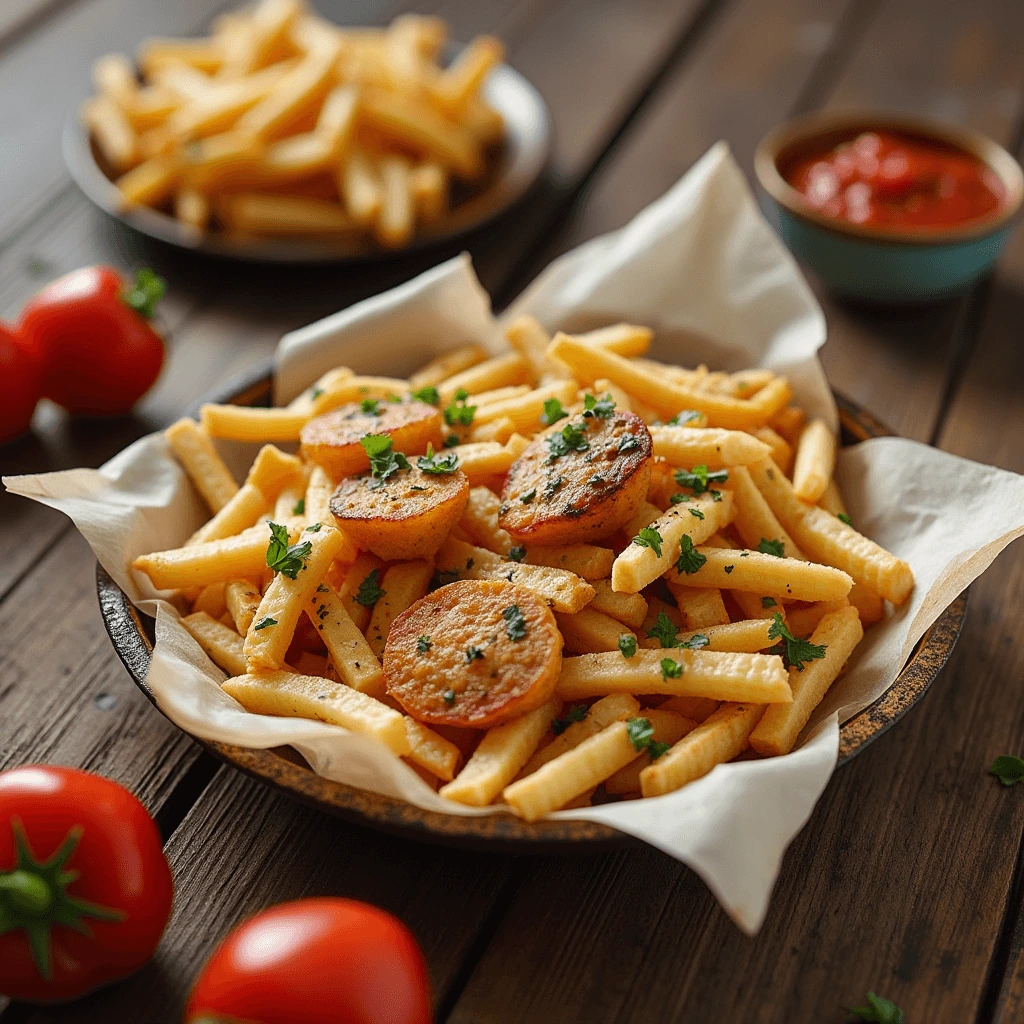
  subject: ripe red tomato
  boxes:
[0,321,44,444]
[185,898,433,1024]
[19,265,166,417]
[0,765,174,1003]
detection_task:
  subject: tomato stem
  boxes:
[0,870,52,915]
[122,267,166,319]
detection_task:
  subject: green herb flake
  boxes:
[292,497,305,515]
[660,658,683,680]
[667,410,701,426]
[417,636,432,654]
[678,633,710,651]
[648,741,672,761]
[618,634,637,658]
[265,522,313,579]
[632,526,664,558]
[443,388,476,427]
[990,755,1024,786]
[466,645,485,663]
[646,611,679,649]
[674,465,728,495]
[443,689,456,706]
[768,613,827,671]
[675,535,707,575]
[582,392,615,419]
[305,522,322,532]
[669,493,692,505]
[411,385,440,405]
[552,704,588,735]
[626,717,655,752]
[253,616,278,631]
[847,991,904,1023]
[761,597,777,608]
[361,397,382,415]
[547,422,590,460]
[540,398,568,425]
[724,565,734,574]
[508,546,526,562]
[311,387,324,401]
[618,432,641,453]
[360,434,411,486]
[520,489,536,504]
[689,508,705,520]
[354,568,385,607]
[444,434,460,448]
[502,604,528,641]
[838,512,853,526]
[417,443,459,475]
[758,537,786,558]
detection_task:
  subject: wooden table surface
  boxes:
[2,0,1024,1020]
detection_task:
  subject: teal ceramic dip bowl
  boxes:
[755,111,1024,303]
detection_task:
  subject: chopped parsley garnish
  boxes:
[674,465,728,494]
[648,741,671,761]
[632,526,663,557]
[520,489,536,504]
[838,512,853,526]
[444,434,460,448]
[354,568,385,607]
[361,397,381,415]
[253,616,277,631]
[540,398,568,425]
[670,493,692,504]
[646,611,679,649]
[768,613,827,670]
[582,392,615,419]
[627,717,655,752]
[411,385,440,405]
[508,546,526,562]
[710,489,723,502]
[443,387,476,427]
[305,522,322,532]
[466,645,485,662]
[667,410,701,426]
[360,434,410,487]
[311,387,325,401]
[443,689,456,706]
[761,597,777,608]
[678,633,710,651]
[675,535,706,574]
[724,565,734,574]
[417,636,432,653]
[265,522,312,579]
[990,755,1024,786]
[542,475,563,498]
[847,992,904,1023]
[689,508,705,519]
[502,604,527,641]
[547,422,590,460]
[292,497,305,515]
[618,634,637,658]
[660,658,683,680]
[758,538,786,558]
[417,444,459,475]
[618,432,641,453]
[552,704,588,735]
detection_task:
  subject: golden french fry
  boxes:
[771,405,806,445]
[431,35,504,112]
[409,343,488,389]
[568,323,653,357]
[447,441,518,483]
[640,702,765,797]
[200,403,310,442]
[848,581,885,626]
[638,595,682,650]
[668,584,730,630]
[226,579,262,635]
[404,717,461,782]
[588,579,648,630]
[188,483,267,546]
[472,380,579,433]
[138,37,223,76]
[751,426,793,476]
[649,426,771,468]
[410,162,448,224]
[556,608,635,655]
[193,581,227,618]
[659,694,720,723]
[459,486,513,554]
[526,544,615,580]
[439,700,561,806]
[784,598,850,639]
[604,710,697,795]
[337,552,385,632]
[437,353,532,405]
[728,465,804,558]
[672,618,774,653]
[818,478,848,518]
[164,420,238,514]
[374,154,415,249]
[218,194,357,237]
[182,611,248,676]
[365,560,433,657]
[340,148,383,226]
[175,187,210,232]
[503,315,565,381]
[116,153,179,208]
[792,419,837,503]
[306,583,385,698]
[223,670,411,756]
[82,96,139,174]
[557,649,791,704]
[750,606,864,756]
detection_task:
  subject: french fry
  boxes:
[604,710,697,795]
[623,499,664,538]
[226,579,262,635]
[404,717,461,782]
[848,582,885,626]
[771,405,806,445]
[410,162,448,223]
[568,323,654,357]
[611,489,733,594]
[116,154,179,208]
[470,417,516,444]
[337,552,385,631]
[302,466,358,563]
[749,606,863,756]
[665,547,853,602]
[244,527,346,670]
[175,187,211,232]
[217,194,357,237]
[448,441,518,483]
[82,97,138,174]
[659,694,720,723]
[784,598,850,638]
[751,426,793,476]
[200,403,310,442]
[459,486,513,554]
[439,699,561,806]
[556,608,635,655]
[436,537,595,614]
[436,353,532,405]
[182,611,248,676]
[792,419,837,503]
[668,584,730,629]
[247,444,305,497]
[748,459,914,604]
[306,583,385,698]
[640,702,765,798]
[672,618,775,653]
[431,35,504,112]
[503,315,566,381]
[648,426,771,468]
[728,465,804,558]
[409,343,488,390]
[92,52,139,109]
[588,579,648,630]
[138,38,223,77]
[818,478,848,519]
[730,589,786,620]
[374,154,415,249]
[340,148,383,226]
[365,560,433,657]
[638,595,682,649]
[472,380,579,433]
[556,649,791,704]
[274,481,307,521]
[504,720,640,821]
[526,544,615,580]
[309,375,410,416]
[188,483,267,546]
[728,368,776,397]
[193,581,227,618]
[223,670,411,756]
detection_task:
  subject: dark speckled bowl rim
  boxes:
[96,361,967,851]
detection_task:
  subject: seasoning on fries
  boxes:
[134,314,914,816]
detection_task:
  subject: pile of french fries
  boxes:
[131,317,914,822]
[82,1,505,247]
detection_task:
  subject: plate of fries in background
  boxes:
[97,319,967,848]
[64,3,550,262]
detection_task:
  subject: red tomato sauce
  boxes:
[783,130,1005,231]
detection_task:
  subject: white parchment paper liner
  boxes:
[8,143,1024,933]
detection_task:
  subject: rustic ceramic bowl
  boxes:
[755,110,1024,302]
[96,363,967,850]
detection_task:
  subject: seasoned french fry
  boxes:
[526,544,614,580]
[728,465,804,558]
[469,416,516,444]
[668,584,730,629]
[749,459,913,604]
[588,580,648,630]
[750,606,863,756]
[504,720,640,820]
[226,579,262,635]
[672,618,775,653]
[659,694,720,723]
[244,527,346,670]
[848,581,885,626]
[604,710,697,795]
[436,537,595,614]
[557,649,791,704]
[306,583,385,698]
[638,595,682,649]
[751,426,793,476]
[409,343,488,390]
[818,478,848,519]
[188,483,267,546]
[365,560,433,657]
[247,444,305,497]
[792,419,837,503]
[223,670,411,755]
[503,315,566,381]
[404,717,461,782]
[784,598,850,639]
[649,425,771,468]
[771,405,806,446]
[640,702,765,798]
[460,486,513,554]
[439,699,561,806]
[448,441,518,483]
[182,611,248,676]
[568,323,653,358]
[437,353,532,405]
[337,552,385,632]
[556,608,635,655]
[472,380,579,433]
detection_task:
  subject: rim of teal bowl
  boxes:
[755,109,1024,247]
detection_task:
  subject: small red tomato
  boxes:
[185,898,432,1024]
[0,321,44,444]
[19,265,166,417]
[0,765,174,1003]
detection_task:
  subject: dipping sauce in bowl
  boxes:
[783,130,1006,232]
